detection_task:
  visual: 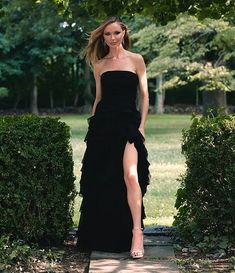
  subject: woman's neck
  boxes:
[106,46,127,59]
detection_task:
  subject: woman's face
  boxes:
[103,22,125,48]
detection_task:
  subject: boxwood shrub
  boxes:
[174,112,235,251]
[0,115,76,245]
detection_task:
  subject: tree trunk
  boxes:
[49,90,54,109]
[83,63,92,113]
[30,74,39,114]
[13,93,21,110]
[154,74,165,114]
[195,89,199,107]
[74,93,79,107]
[202,90,227,116]
[73,62,79,107]
[63,97,66,109]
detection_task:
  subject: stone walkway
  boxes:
[88,226,179,273]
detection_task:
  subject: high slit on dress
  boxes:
[77,70,150,252]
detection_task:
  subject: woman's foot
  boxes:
[130,227,144,259]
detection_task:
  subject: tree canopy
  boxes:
[132,15,235,93]
[54,0,235,25]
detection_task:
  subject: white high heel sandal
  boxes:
[130,227,144,259]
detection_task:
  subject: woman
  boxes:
[77,16,150,259]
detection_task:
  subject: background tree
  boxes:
[0,0,75,113]
[132,15,235,114]
[0,0,100,113]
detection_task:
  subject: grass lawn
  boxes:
[59,114,192,227]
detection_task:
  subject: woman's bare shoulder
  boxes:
[127,52,145,69]
[94,59,106,73]
[93,60,105,75]
[127,51,144,61]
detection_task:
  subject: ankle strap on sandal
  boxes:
[132,227,143,231]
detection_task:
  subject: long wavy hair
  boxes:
[85,16,131,65]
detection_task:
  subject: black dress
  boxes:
[77,70,150,252]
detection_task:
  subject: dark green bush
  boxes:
[174,112,235,251]
[0,115,76,245]
[0,235,64,271]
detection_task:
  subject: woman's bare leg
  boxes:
[123,142,143,254]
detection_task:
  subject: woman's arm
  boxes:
[135,54,149,138]
[91,63,102,115]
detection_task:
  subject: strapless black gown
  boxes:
[77,70,150,252]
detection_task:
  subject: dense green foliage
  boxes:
[0,87,9,98]
[0,115,76,244]
[132,15,235,91]
[132,15,235,114]
[0,0,97,112]
[0,1,95,112]
[1,1,235,112]
[59,0,235,25]
[174,112,235,251]
[0,235,64,272]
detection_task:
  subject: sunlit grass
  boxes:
[59,114,192,227]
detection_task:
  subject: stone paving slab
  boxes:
[91,251,129,260]
[91,246,175,260]
[144,226,177,236]
[89,226,179,273]
[144,235,173,246]
[89,259,179,273]
[144,246,175,259]
[90,245,179,272]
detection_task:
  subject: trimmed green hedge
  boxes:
[0,115,76,245]
[174,113,235,251]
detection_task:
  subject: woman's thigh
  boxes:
[123,142,138,182]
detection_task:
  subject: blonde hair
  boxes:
[85,16,130,65]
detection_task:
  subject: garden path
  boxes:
[88,225,179,273]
